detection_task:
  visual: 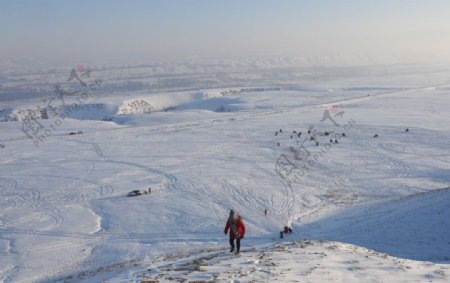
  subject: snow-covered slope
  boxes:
[109,241,449,283]
[0,64,449,282]
[303,187,450,262]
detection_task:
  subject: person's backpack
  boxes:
[230,213,242,237]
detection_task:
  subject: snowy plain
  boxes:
[0,62,449,282]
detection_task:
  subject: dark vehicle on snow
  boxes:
[127,190,142,197]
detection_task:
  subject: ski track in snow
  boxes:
[0,135,180,282]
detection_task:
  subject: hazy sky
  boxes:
[1,0,450,66]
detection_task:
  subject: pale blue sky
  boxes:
[1,0,450,66]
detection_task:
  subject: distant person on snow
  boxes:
[283,226,293,234]
[224,210,246,254]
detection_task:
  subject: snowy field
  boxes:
[0,63,449,282]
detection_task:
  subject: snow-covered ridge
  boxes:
[125,240,449,283]
[0,103,118,122]
[52,240,449,282]
[0,87,279,123]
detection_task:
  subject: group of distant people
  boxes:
[276,127,411,146]
[275,127,347,148]
[280,226,293,239]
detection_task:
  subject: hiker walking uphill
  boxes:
[224,210,246,254]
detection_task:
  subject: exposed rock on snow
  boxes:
[118,99,157,115]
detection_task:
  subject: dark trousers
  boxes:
[229,237,241,252]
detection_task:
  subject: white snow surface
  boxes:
[0,64,449,282]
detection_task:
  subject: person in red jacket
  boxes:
[224,209,246,254]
